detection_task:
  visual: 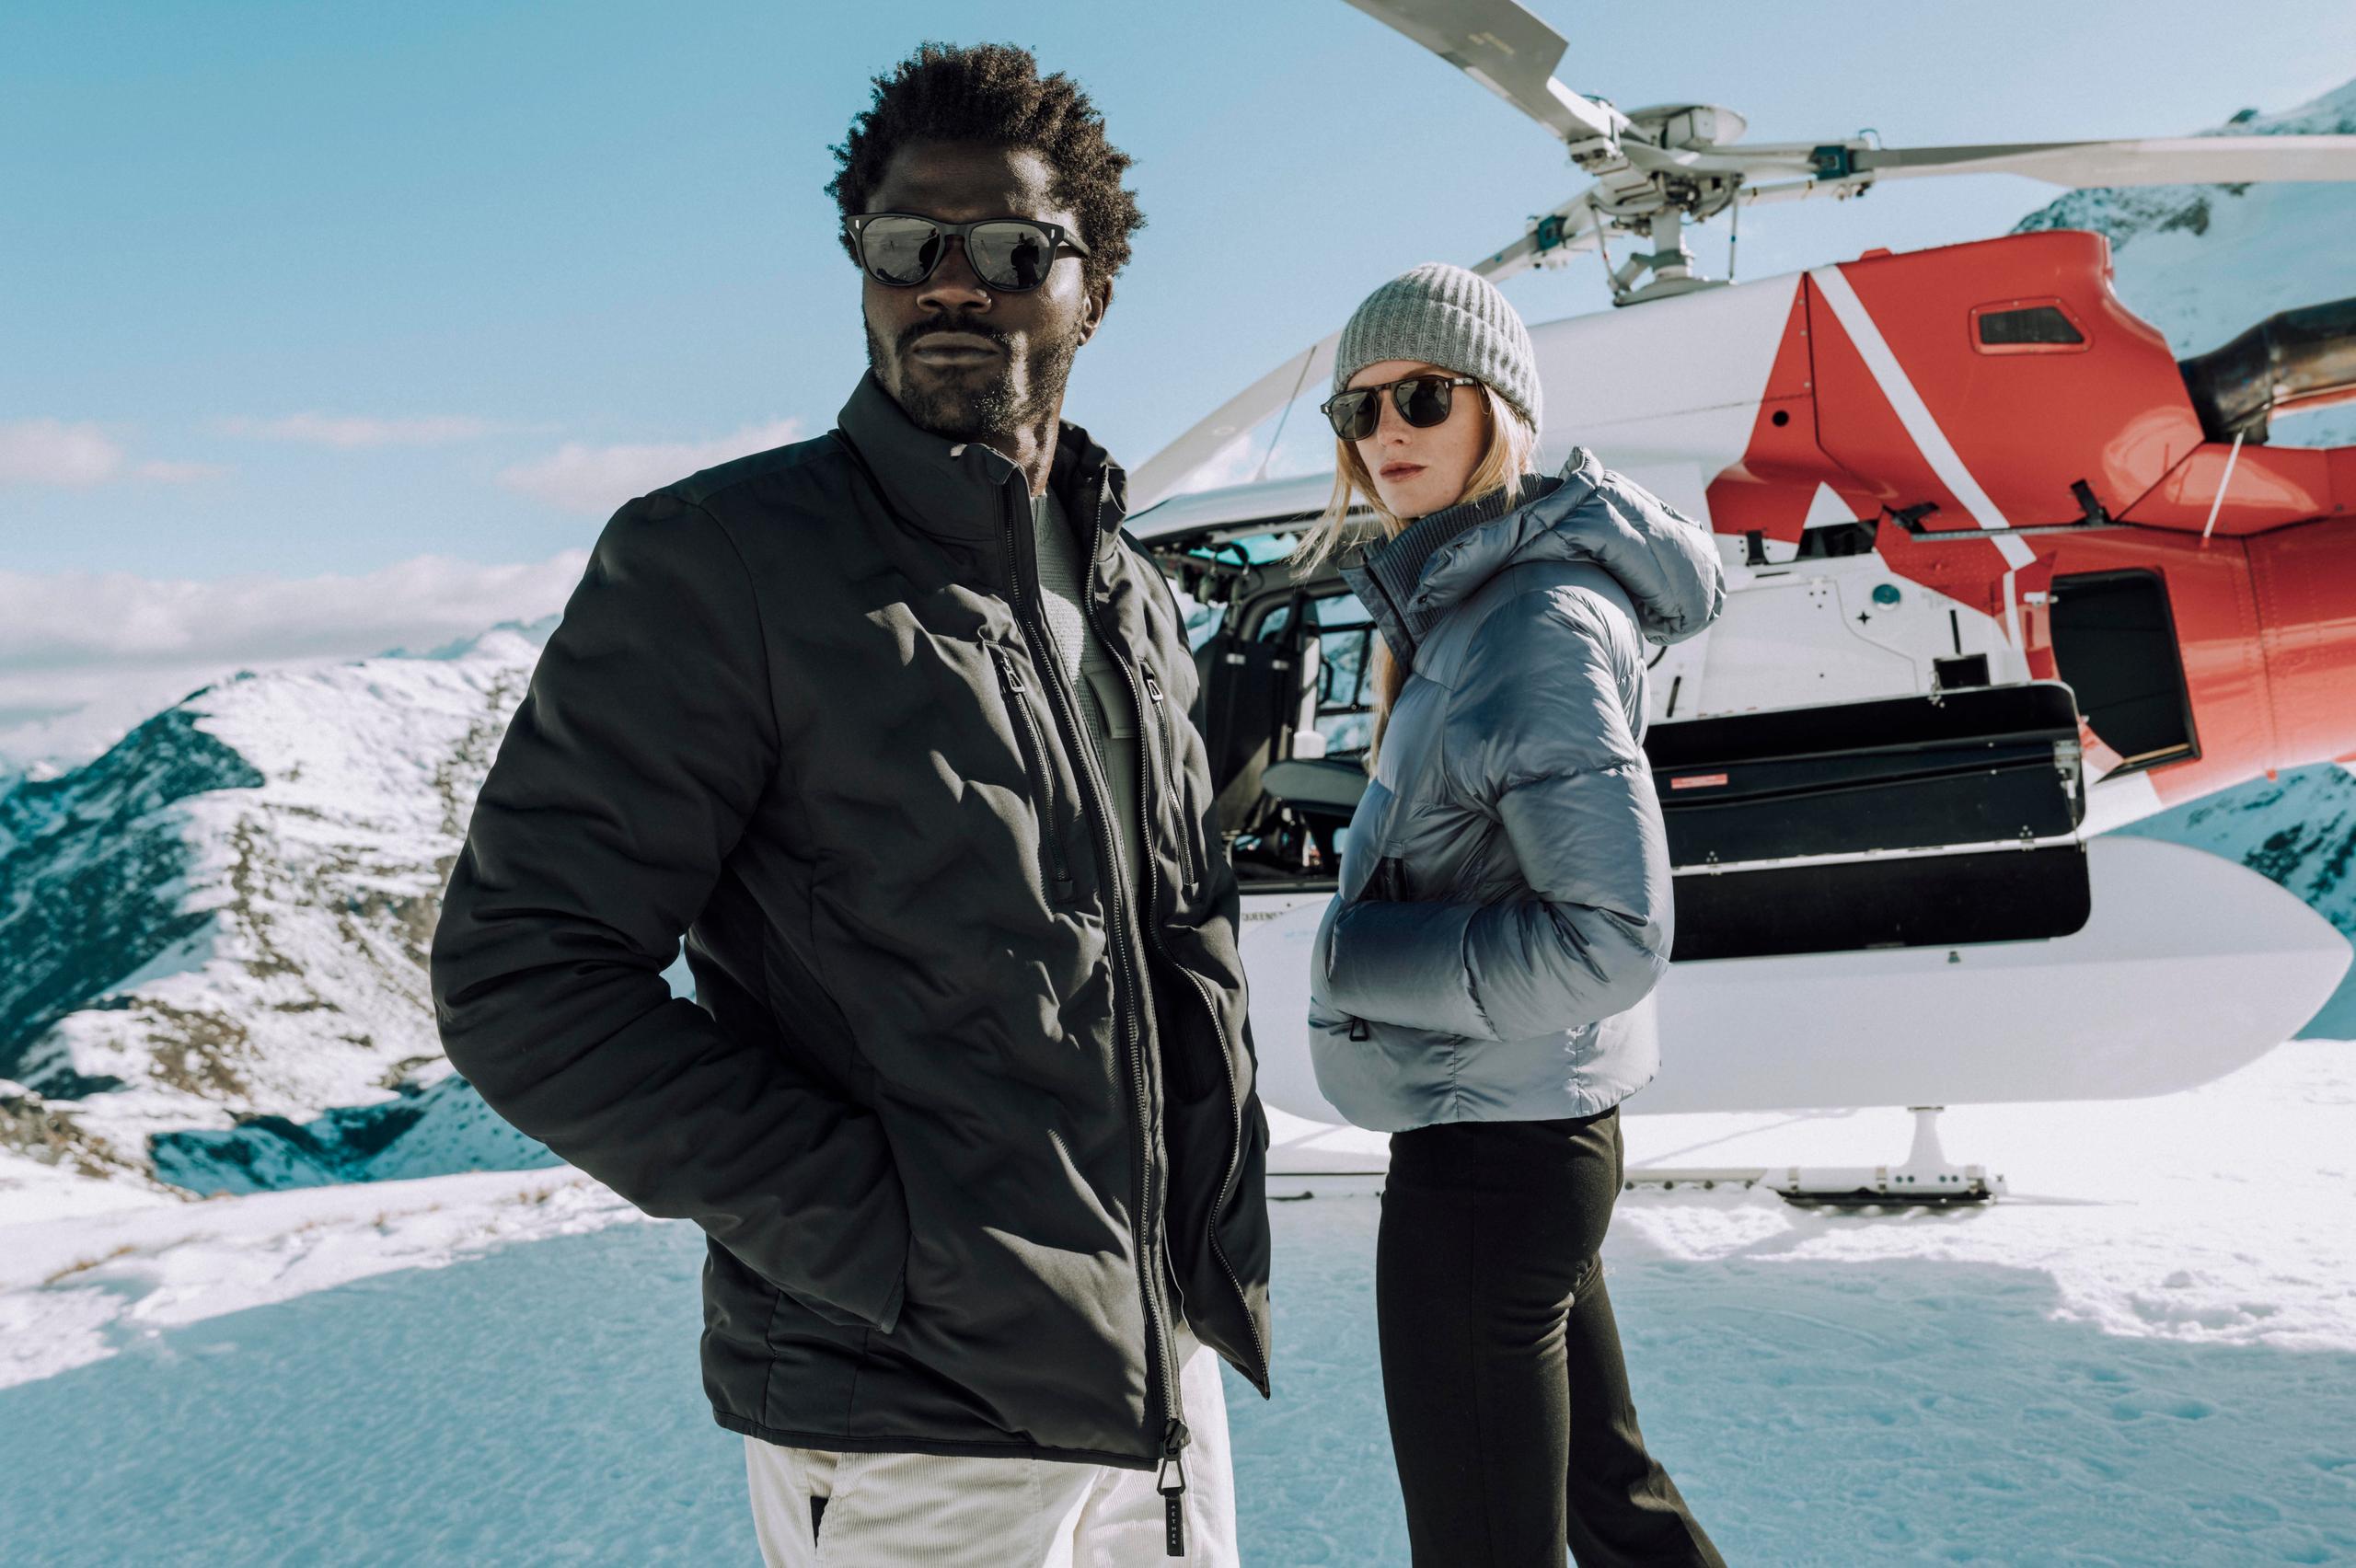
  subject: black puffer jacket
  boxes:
[430,372,1272,1472]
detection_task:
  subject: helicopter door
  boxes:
[2047,569,2198,773]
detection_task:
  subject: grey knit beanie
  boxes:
[1332,262,1542,434]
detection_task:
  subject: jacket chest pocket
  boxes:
[986,642,1077,905]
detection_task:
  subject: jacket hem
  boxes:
[713,1412,1158,1472]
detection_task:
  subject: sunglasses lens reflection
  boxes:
[860,217,941,284]
[970,223,1051,290]
[1325,391,1378,441]
[1399,377,1453,427]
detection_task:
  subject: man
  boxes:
[429,41,1272,1567]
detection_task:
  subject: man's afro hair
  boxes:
[827,41,1145,290]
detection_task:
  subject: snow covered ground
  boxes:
[3,1039,2350,1566]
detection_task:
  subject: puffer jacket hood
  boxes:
[1307,449,1727,1132]
[1353,445,1724,664]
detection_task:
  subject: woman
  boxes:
[1299,263,1727,1567]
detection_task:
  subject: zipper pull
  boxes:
[1144,673,1166,704]
[1157,1418,1190,1557]
[1347,1016,1370,1042]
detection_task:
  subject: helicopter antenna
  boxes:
[1253,349,1318,483]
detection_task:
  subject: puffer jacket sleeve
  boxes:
[429,492,909,1332]
[1321,582,1673,1041]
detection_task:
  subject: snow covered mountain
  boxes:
[6,81,2355,1210]
[0,622,565,1204]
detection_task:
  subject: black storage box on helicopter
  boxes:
[1645,681,2092,961]
[1645,680,2085,865]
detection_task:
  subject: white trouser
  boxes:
[744,1324,1237,1567]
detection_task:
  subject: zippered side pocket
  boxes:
[988,643,1075,905]
[1142,670,1204,891]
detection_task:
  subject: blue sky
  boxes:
[2,0,2352,760]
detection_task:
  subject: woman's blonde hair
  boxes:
[1289,378,1541,767]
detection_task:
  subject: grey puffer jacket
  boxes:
[1307,448,1725,1132]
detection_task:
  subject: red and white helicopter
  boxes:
[1127,0,2356,1198]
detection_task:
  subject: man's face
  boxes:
[859,140,1107,446]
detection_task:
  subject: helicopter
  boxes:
[1123,0,2356,1199]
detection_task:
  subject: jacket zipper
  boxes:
[1084,483,1274,1431]
[1141,672,1202,890]
[987,643,1075,903]
[1002,477,1187,1546]
[1157,1416,1191,1557]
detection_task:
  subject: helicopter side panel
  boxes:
[1524,272,1800,522]
[1820,230,2200,528]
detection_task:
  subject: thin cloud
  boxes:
[0,419,225,489]
[498,419,803,514]
[133,459,233,483]
[0,549,592,772]
[0,551,587,669]
[220,412,513,449]
[0,420,126,487]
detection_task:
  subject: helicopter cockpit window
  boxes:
[1255,590,1377,756]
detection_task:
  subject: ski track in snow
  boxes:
[2,1043,2352,1565]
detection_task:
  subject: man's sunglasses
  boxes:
[1319,375,1482,442]
[843,212,1091,293]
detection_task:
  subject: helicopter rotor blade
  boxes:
[1616,139,1818,179]
[1850,134,2356,187]
[1341,0,1623,144]
[1613,133,2356,189]
[1471,191,1607,283]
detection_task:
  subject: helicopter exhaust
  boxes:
[2176,295,2356,444]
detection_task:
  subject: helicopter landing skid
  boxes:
[1622,1108,2008,1207]
[1766,1107,2007,1206]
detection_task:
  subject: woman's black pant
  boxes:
[1377,1105,1725,1567]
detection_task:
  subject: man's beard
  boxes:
[869,313,1082,447]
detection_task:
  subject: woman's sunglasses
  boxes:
[1319,374,1482,442]
[843,212,1091,293]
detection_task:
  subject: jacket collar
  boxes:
[1342,471,1556,661]
[834,370,1129,568]
[1339,446,1726,663]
